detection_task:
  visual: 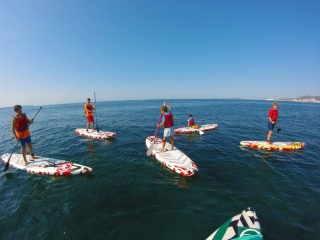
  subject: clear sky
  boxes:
[1,0,319,108]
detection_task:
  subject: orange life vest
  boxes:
[13,113,30,139]
[84,104,93,116]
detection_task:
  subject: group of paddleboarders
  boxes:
[10,100,279,166]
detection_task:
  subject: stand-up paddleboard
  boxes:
[206,207,262,240]
[174,124,218,134]
[146,136,198,177]
[1,153,92,176]
[240,141,305,151]
[75,128,116,139]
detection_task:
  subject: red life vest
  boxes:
[13,113,29,132]
[269,108,278,121]
[164,112,174,128]
[188,119,195,127]
[84,104,93,116]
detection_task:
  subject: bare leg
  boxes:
[86,122,90,131]
[161,137,167,152]
[26,142,38,159]
[170,136,174,150]
[92,121,95,131]
[267,130,273,143]
[21,145,28,166]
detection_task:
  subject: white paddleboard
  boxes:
[146,136,198,177]
[1,153,93,176]
[206,207,262,240]
[174,124,218,134]
[240,141,305,151]
[75,128,116,139]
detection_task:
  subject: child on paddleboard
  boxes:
[158,102,174,152]
[11,105,38,166]
[187,114,200,129]
[267,102,278,144]
[84,98,96,131]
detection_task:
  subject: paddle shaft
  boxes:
[154,114,162,138]
[4,106,42,172]
[94,92,99,132]
[146,115,162,156]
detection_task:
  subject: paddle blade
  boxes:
[3,162,9,172]
[96,124,99,133]
[199,129,204,135]
[277,128,281,132]
[146,143,154,156]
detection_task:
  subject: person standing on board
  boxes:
[266,102,278,143]
[84,98,96,131]
[158,102,175,152]
[11,105,37,166]
[187,114,200,129]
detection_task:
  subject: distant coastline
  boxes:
[264,95,320,103]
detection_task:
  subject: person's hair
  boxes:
[13,105,22,112]
[87,98,91,101]
[273,102,278,107]
[189,114,193,117]
[160,106,167,112]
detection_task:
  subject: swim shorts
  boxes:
[163,127,174,137]
[268,122,274,131]
[86,116,94,122]
[20,135,31,146]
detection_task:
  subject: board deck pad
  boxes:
[206,207,262,240]
[240,141,305,151]
[146,136,198,177]
[174,123,218,134]
[1,153,92,176]
[75,128,116,139]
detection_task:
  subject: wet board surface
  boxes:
[1,153,92,175]
[206,207,262,240]
[240,141,305,151]
[146,136,198,177]
[174,123,218,134]
[75,128,116,139]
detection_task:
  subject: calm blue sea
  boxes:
[0,99,319,239]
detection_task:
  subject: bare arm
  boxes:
[11,118,18,140]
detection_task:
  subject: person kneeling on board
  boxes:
[187,114,200,129]
[158,102,175,152]
[11,105,38,166]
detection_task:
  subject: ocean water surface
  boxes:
[0,99,319,239]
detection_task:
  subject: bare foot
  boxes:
[23,161,28,166]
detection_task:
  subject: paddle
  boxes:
[4,106,42,172]
[94,92,99,133]
[275,122,281,132]
[146,115,162,156]
[197,125,204,135]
